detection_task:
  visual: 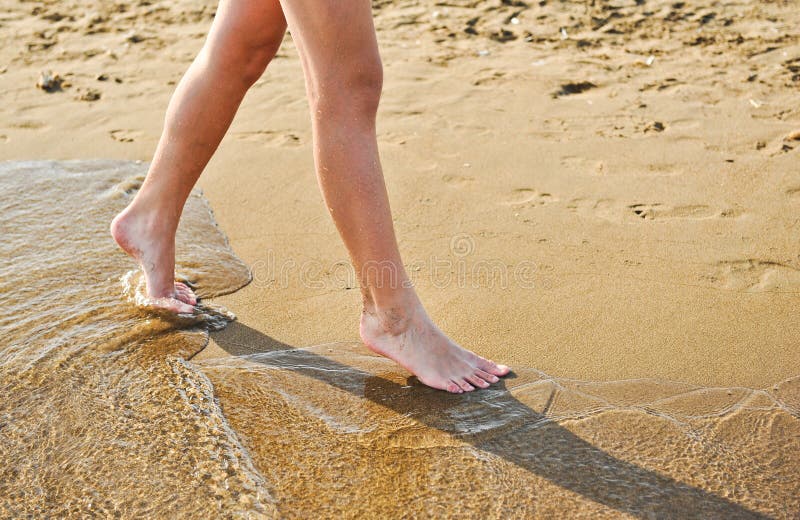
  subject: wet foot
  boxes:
[110,206,197,314]
[359,302,510,393]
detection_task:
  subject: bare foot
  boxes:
[173,281,197,306]
[110,205,197,314]
[359,301,510,393]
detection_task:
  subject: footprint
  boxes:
[567,200,738,222]
[442,174,474,187]
[110,129,142,143]
[639,78,683,92]
[703,260,800,293]
[11,120,46,130]
[232,130,303,146]
[567,197,616,220]
[472,71,506,86]
[640,120,666,134]
[503,188,558,206]
[780,130,800,153]
[379,131,416,145]
[561,156,606,175]
[557,115,670,141]
[626,203,732,221]
[758,130,800,156]
[787,187,800,200]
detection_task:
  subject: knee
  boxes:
[309,57,383,121]
[204,32,284,89]
[238,42,281,87]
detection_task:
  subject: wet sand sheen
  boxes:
[2,0,798,389]
[200,335,799,518]
[2,161,797,517]
[0,161,275,517]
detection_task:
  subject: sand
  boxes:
[1,0,798,391]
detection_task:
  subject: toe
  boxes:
[173,283,197,305]
[466,374,491,389]
[176,290,196,305]
[174,281,196,292]
[173,300,196,314]
[475,369,500,384]
[457,379,475,392]
[151,297,195,315]
[478,357,511,377]
[174,291,195,306]
[446,381,463,394]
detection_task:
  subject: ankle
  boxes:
[361,289,424,336]
[124,196,180,234]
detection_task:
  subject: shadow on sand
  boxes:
[205,321,767,519]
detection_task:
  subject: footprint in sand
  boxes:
[639,78,683,92]
[703,260,800,293]
[757,129,800,156]
[379,131,417,145]
[567,198,616,220]
[232,130,303,146]
[442,174,475,187]
[472,71,506,86]
[626,203,739,221]
[561,156,606,176]
[110,129,142,143]
[779,130,800,153]
[11,120,47,130]
[566,199,739,222]
[504,189,559,224]
[503,188,558,207]
[787,187,800,200]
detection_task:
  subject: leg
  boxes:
[110,0,287,312]
[278,0,510,392]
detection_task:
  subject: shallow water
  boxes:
[0,160,271,517]
[1,161,798,518]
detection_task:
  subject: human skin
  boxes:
[111,0,510,392]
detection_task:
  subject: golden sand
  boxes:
[1,0,799,516]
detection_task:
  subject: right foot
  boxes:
[110,205,197,314]
[360,299,510,393]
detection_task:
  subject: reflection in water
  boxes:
[1,160,798,518]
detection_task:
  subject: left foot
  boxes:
[359,299,510,393]
[111,204,197,314]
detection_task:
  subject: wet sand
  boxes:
[1,0,799,516]
[0,161,275,517]
[1,0,798,386]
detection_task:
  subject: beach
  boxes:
[1,0,799,517]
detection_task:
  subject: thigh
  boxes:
[276,0,380,84]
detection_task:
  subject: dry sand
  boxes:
[1,0,799,389]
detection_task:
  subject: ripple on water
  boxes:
[0,160,798,518]
[0,160,272,518]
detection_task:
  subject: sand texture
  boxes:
[2,0,800,516]
[1,0,798,387]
